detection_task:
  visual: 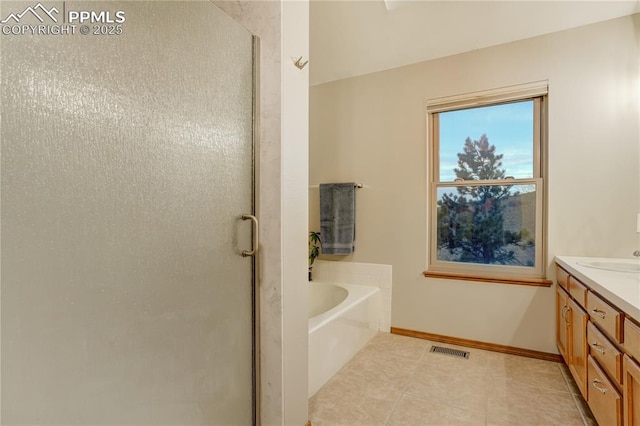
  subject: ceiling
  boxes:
[310,0,640,86]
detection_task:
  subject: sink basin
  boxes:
[578,260,640,273]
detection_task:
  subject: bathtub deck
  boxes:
[309,332,596,426]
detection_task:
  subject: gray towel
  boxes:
[320,183,356,255]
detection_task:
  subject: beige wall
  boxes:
[310,15,640,353]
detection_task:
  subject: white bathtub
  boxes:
[308,281,380,397]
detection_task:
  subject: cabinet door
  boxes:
[624,354,640,426]
[569,298,589,399]
[556,286,570,362]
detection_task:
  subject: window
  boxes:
[426,82,549,285]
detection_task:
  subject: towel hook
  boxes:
[293,56,309,70]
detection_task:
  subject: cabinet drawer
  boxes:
[556,266,570,291]
[569,276,588,308]
[587,291,623,343]
[624,319,640,362]
[587,321,622,385]
[588,355,622,426]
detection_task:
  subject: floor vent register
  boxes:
[429,345,470,359]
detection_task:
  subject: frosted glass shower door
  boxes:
[1,2,255,424]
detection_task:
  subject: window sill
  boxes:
[423,270,552,287]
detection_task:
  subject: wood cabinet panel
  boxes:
[589,355,623,426]
[625,320,640,363]
[623,355,640,426]
[570,298,589,399]
[557,285,570,363]
[588,291,624,343]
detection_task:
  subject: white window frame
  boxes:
[425,81,549,285]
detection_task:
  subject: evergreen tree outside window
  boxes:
[426,83,548,284]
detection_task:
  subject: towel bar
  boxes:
[309,183,367,189]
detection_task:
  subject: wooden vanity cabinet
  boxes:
[555,263,639,426]
[556,267,588,398]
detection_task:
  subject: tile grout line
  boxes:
[571,393,591,426]
[382,344,430,425]
[381,388,404,426]
[484,351,492,426]
[485,354,489,426]
[556,363,591,426]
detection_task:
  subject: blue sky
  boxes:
[439,101,534,182]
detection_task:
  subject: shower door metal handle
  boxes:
[241,214,259,257]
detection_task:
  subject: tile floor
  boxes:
[309,332,597,426]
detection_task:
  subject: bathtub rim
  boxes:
[308,281,380,334]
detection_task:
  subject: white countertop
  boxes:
[555,256,640,322]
